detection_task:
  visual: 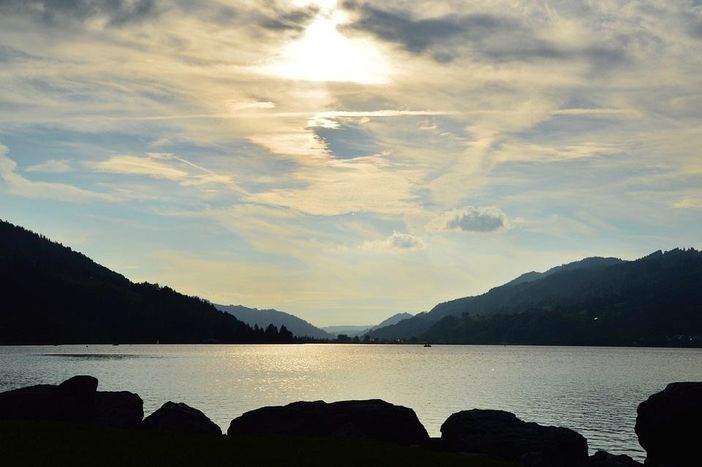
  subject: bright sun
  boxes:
[264,6,390,84]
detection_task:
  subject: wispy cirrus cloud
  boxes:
[87,152,238,193]
[88,153,189,181]
[249,154,420,216]
[25,159,72,173]
[0,143,113,202]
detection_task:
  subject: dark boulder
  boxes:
[57,375,98,396]
[440,409,588,467]
[92,391,143,429]
[0,375,99,422]
[0,384,58,420]
[0,376,143,428]
[635,382,702,467]
[142,401,221,435]
[588,451,642,467]
[228,399,429,445]
[56,375,99,421]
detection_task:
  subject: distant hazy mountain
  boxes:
[370,250,702,347]
[0,220,292,345]
[323,312,415,337]
[322,325,373,337]
[216,305,332,340]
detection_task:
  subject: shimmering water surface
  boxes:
[2,344,701,460]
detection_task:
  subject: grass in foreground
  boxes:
[0,420,515,467]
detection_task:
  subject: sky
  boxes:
[1,0,701,326]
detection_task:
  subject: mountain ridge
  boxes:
[0,219,293,345]
[370,249,702,346]
[216,304,332,340]
[323,313,415,337]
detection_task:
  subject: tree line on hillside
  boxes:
[368,249,702,347]
[0,220,294,345]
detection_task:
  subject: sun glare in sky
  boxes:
[264,7,390,84]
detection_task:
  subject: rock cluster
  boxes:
[3,375,699,466]
[0,375,217,435]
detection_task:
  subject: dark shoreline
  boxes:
[1,420,514,467]
[3,342,702,348]
[3,375,699,466]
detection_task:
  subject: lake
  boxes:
[1,344,701,461]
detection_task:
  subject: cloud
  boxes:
[249,155,420,216]
[0,143,112,202]
[0,45,35,62]
[342,2,512,59]
[0,0,159,27]
[673,198,702,209]
[363,231,425,252]
[227,100,276,111]
[341,1,626,65]
[254,4,319,32]
[313,121,380,160]
[88,153,188,180]
[433,206,510,233]
[25,159,72,173]
[87,152,238,191]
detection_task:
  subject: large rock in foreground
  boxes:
[228,399,429,445]
[635,382,702,467]
[0,384,65,420]
[0,375,143,428]
[142,401,221,435]
[92,391,143,429]
[440,409,588,466]
[588,451,642,467]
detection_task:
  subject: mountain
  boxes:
[375,312,414,329]
[322,325,374,337]
[498,257,623,288]
[323,312,415,337]
[369,250,702,347]
[216,304,332,340]
[0,220,293,345]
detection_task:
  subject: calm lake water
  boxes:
[1,344,701,460]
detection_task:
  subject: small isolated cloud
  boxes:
[363,231,425,252]
[433,206,510,232]
[25,159,72,173]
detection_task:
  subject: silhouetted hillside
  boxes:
[0,220,293,344]
[375,312,414,329]
[216,304,332,340]
[370,250,702,347]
